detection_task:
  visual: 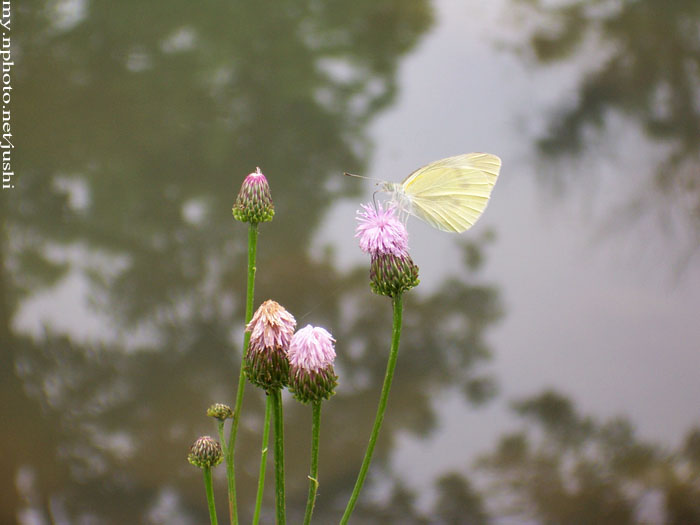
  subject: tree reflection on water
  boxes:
[510,0,700,262]
[3,0,700,522]
[479,391,700,524]
[1,1,505,522]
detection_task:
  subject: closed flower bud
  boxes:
[370,253,420,297]
[187,436,223,469]
[287,325,338,404]
[206,403,234,421]
[233,167,274,224]
[244,300,296,393]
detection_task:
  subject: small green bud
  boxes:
[206,403,234,421]
[187,436,223,469]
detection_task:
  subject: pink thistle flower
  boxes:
[244,300,296,391]
[288,325,336,372]
[355,202,409,257]
[288,325,338,404]
[246,300,297,353]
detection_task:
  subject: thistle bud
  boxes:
[244,300,297,392]
[287,325,338,404]
[187,436,223,469]
[233,167,274,224]
[369,252,420,297]
[206,403,234,421]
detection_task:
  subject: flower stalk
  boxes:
[252,397,273,525]
[272,388,286,524]
[226,222,258,524]
[340,293,404,524]
[215,420,229,514]
[203,467,219,525]
[303,401,322,525]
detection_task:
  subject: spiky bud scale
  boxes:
[369,253,420,297]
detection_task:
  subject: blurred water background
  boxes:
[2,0,700,523]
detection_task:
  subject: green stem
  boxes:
[272,388,286,525]
[203,467,219,525]
[216,420,229,471]
[340,294,404,524]
[303,402,322,525]
[216,420,233,524]
[252,395,273,525]
[227,222,259,525]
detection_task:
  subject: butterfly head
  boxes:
[378,181,412,223]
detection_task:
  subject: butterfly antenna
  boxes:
[344,172,382,184]
[344,172,368,179]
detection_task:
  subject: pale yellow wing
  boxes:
[400,153,501,233]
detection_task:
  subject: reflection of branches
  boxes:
[2,1,509,521]
[5,0,505,502]
[11,0,434,322]
[433,473,489,525]
[479,390,700,524]
[320,468,488,524]
[3,1,453,521]
[513,0,700,256]
[518,0,700,156]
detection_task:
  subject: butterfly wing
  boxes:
[400,153,501,233]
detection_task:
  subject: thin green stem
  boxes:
[252,396,273,525]
[203,467,219,525]
[272,388,286,525]
[216,420,229,473]
[340,294,403,525]
[303,402,322,525]
[227,222,259,525]
[216,420,233,524]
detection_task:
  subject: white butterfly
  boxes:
[350,153,501,233]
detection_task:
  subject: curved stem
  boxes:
[203,467,219,525]
[227,222,259,524]
[340,294,403,524]
[252,396,273,525]
[303,402,322,525]
[272,389,286,524]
